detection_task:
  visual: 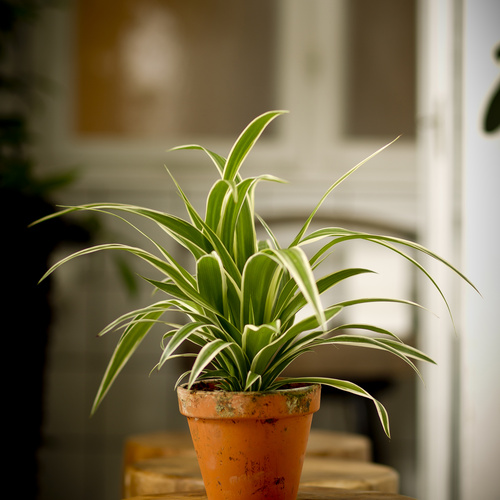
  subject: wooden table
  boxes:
[301,458,398,492]
[123,429,372,468]
[124,486,415,499]
[123,455,399,498]
[307,430,372,461]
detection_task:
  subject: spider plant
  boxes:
[33,110,476,438]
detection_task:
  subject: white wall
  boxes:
[460,0,500,498]
[416,1,462,498]
[418,0,500,499]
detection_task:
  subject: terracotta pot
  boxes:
[177,381,321,500]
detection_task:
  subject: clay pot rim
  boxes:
[177,379,319,395]
[177,380,321,420]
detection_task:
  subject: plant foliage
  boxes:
[33,111,477,437]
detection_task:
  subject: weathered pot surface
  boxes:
[177,382,321,500]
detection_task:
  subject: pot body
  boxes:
[177,382,321,500]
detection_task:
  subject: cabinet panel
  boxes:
[75,0,278,138]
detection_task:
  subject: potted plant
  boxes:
[34,110,476,500]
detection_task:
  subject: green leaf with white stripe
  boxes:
[188,339,235,389]
[91,309,164,414]
[223,110,286,181]
[262,247,326,328]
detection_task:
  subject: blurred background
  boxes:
[2,1,498,499]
